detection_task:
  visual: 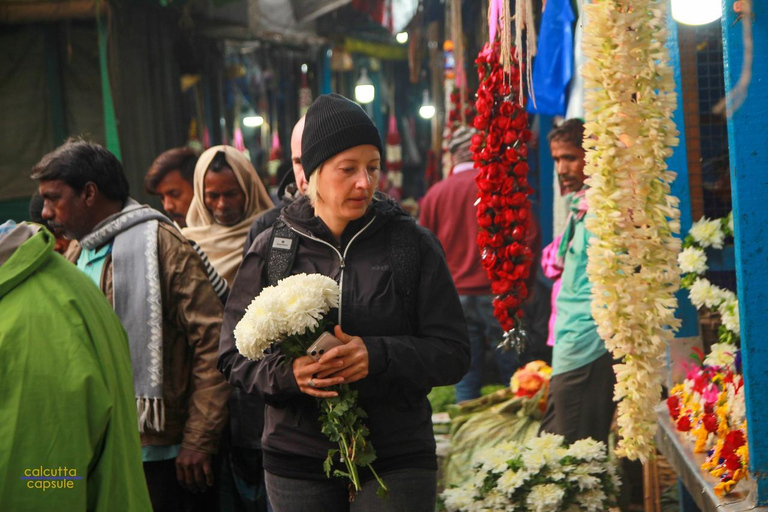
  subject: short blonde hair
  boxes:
[306,166,321,206]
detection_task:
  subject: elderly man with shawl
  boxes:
[182,145,273,286]
[33,139,231,512]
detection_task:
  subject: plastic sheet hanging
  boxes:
[526,0,575,116]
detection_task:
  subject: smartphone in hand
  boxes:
[306,332,344,361]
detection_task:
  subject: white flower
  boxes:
[441,487,477,512]
[234,273,340,360]
[719,299,740,336]
[704,342,736,369]
[678,246,707,275]
[526,483,565,512]
[689,278,726,309]
[567,439,607,462]
[578,488,608,512]
[568,465,601,491]
[689,218,726,249]
[477,448,516,474]
[521,450,548,473]
[496,468,532,494]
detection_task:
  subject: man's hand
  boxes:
[175,448,213,493]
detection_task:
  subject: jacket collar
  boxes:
[281,192,408,248]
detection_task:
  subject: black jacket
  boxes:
[218,194,470,480]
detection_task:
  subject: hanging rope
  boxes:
[514,0,537,108]
[489,0,537,107]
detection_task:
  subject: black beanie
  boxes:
[301,93,383,179]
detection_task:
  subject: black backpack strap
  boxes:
[387,217,421,331]
[266,219,299,286]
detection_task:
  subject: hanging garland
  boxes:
[582,0,682,461]
[472,40,534,351]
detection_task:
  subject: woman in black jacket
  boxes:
[218,93,470,512]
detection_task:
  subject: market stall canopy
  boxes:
[292,0,350,24]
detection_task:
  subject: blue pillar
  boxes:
[537,115,554,249]
[721,1,768,505]
[320,47,332,95]
[666,8,699,339]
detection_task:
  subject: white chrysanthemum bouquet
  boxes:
[234,273,387,499]
[441,434,620,512]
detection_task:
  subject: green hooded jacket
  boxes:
[0,226,151,511]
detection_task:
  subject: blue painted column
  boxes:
[320,47,332,95]
[537,115,554,249]
[721,1,768,505]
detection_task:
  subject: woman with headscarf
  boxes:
[218,94,470,511]
[182,146,273,285]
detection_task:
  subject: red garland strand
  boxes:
[472,40,534,337]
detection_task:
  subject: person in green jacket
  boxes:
[0,221,151,511]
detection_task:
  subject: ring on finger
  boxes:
[307,379,316,388]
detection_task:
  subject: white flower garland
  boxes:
[680,213,740,340]
[582,0,682,461]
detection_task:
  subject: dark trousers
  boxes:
[144,458,220,512]
[539,350,617,445]
[265,468,436,512]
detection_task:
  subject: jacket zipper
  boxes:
[288,216,376,328]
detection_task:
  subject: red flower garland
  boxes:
[472,40,534,343]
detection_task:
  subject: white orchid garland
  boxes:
[582,0,682,461]
[680,213,740,342]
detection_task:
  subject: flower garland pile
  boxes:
[581,0,682,461]
[441,433,620,512]
[679,213,740,342]
[666,346,748,496]
[472,40,534,351]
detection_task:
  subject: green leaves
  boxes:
[314,385,386,497]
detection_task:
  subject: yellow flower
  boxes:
[714,480,736,497]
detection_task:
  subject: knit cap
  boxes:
[301,93,383,179]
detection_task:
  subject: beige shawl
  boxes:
[182,145,273,284]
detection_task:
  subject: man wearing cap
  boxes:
[242,116,307,256]
[420,127,539,402]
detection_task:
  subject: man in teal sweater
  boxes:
[539,119,616,444]
[0,221,151,511]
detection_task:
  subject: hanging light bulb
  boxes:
[243,115,264,127]
[419,90,435,119]
[396,31,409,44]
[671,0,721,25]
[354,68,375,104]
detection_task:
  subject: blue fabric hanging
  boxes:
[527,0,575,116]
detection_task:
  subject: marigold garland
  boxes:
[582,0,682,461]
[666,347,748,496]
[471,40,534,350]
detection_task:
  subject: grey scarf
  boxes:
[81,199,172,432]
